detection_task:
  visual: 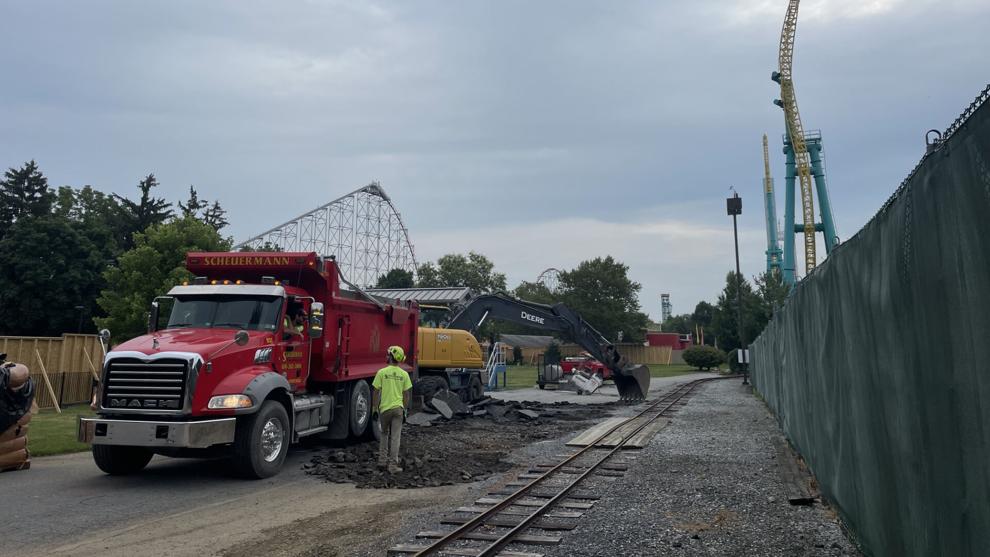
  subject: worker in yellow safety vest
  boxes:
[371,346,412,473]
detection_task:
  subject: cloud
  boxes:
[0,0,986,318]
[415,214,766,320]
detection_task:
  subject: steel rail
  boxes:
[412,376,728,556]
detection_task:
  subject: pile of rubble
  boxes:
[408,391,541,426]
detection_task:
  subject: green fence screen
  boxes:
[752,88,990,557]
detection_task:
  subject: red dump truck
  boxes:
[78,252,419,478]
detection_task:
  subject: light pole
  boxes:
[75,305,86,334]
[726,191,749,384]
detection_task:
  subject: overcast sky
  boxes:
[2,1,987,320]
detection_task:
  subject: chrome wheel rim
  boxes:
[355,390,369,427]
[261,418,284,463]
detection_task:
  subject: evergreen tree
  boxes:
[114,174,173,249]
[756,269,791,321]
[178,185,207,218]
[711,271,765,351]
[202,200,229,231]
[0,160,54,238]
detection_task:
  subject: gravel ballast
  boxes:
[545,379,861,556]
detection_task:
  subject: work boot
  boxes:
[388,464,404,474]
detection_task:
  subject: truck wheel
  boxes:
[364,411,382,442]
[349,380,371,438]
[92,445,153,475]
[413,376,449,402]
[233,400,290,479]
[468,375,484,402]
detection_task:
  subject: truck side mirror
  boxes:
[148,301,160,333]
[234,330,250,346]
[309,302,324,339]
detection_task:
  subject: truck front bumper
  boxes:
[77,417,237,448]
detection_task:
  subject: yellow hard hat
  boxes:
[387,345,406,362]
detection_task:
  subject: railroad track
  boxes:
[389,376,731,557]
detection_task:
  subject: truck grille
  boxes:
[102,358,190,411]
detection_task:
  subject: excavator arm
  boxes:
[444,293,650,400]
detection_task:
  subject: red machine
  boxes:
[78,252,418,478]
[559,353,610,380]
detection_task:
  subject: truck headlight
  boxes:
[254,347,273,364]
[208,394,253,409]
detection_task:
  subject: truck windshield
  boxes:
[166,296,283,332]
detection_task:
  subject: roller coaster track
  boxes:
[777,0,818,274]
[235,182,417,287]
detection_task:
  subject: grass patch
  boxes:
[650,364,721,377]
[500,365,538,390]
[27,404,94,457]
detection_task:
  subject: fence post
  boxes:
[35,348,61,414]
[82,348,100,381]
[58,373,66,406]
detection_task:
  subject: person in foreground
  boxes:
[371,345,412,473]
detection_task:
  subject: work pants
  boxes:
[378,407,404,466]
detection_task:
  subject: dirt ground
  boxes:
[307,400,612,489]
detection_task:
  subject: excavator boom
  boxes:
[444,293,650,400]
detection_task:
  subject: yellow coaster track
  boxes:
[777,0,817,273]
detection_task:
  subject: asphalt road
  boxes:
[2,445,317,556]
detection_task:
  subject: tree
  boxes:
[756,269,790,321]
[558,256,650,343]
[375,268,415,289]
[415,252,507,293]
[95,217,232,342]
[114,174,173,249]
[0,160,55,239]
[178,186,207,218]
[202,201,229,232]
[710,271,765,352]
[691,301,715,331]
[512,281,557,305]
[660,314,693,334]
[238,241,282,252]
[0,216,106,336]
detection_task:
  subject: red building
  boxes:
[645,331,693,350]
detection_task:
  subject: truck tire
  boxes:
[233,400,290,479]
[467,374,484,402]
[349,380,371,438]
[413,375,449,402]
[92,445,153,475]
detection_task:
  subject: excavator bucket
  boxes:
[613,364,650,401]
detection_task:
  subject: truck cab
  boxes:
[79,252,419,478]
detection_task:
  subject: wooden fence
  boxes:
[1,334,104,410]
[517,343,673,366]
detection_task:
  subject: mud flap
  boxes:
[613,365,650,401]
